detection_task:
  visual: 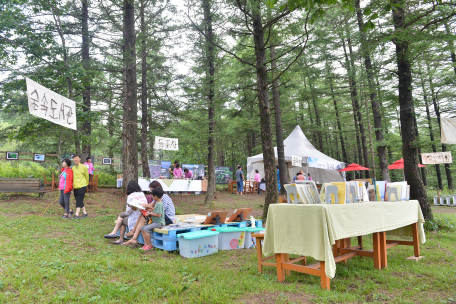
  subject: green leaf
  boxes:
[363,7,371,16]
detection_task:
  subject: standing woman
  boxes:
[173,163,183,179]
[254,169,261,195]
[71,155,90,219]
[59,159,74,218]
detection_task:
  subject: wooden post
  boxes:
[373,232,381,269]
[276,253,286,282]
[379,231,387,268]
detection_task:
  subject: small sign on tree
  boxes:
[292,155,302,167]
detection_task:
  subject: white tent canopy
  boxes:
[246,125,345,183]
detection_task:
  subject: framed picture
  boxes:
[6,152,19,160]
[34,153,46,162]
[102,158,112,165]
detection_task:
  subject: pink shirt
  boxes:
[59,168,68,190]
[297,175,305,180]
[173,168,183,178]
[254,173,261,182]
[84,162,94,174]
[184,171,193,178]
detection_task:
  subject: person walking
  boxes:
[71,155,89,219]
[59,158,74,218]
[254,169,261,195]
[236,165,244,195]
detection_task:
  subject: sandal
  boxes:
[140,245,153,251]
[122,239,138,245]
[104,234,118,239]
[113,240,124,245]
[125,231,135,237]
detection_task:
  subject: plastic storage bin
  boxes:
[243,227,265,248]
[178,230,219,258]
[214,227,245,250]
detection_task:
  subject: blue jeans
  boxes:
[237,181,243,192]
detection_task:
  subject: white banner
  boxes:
[422,152,452,164]
[26,78,77,130]
[292,155,302,167]
[154,136,179,151]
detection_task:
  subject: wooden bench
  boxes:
[0,178,46,197]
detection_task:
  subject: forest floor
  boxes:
[0,188,455,303]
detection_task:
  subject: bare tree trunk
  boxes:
[203,0,216,208]
[444,22,456,76]
[81,0,91,162]
[392,0,432,220]
[270,22,288,194]
[425,59,453,190]
[355,0,389,181]
[345,29,370,177]
[122,0,138,184]
[329,76,348,164]
[419,70,442,189]
[249,2,277,220]
[140,2,150,178]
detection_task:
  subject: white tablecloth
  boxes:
[117,178,202,192]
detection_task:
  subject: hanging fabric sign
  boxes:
[292,155,302,167]
[26,77,77,130]
[154,136,179,151]
[421,152,452,164]
[441,118,456,144]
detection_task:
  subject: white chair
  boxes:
[387,187,398,202]
[325,185,338,204]
[285,184,299,204]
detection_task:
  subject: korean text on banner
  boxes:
[422,152,452,164]
[26,77,77,130]
[292,155,302,167]
[154,136,179,151]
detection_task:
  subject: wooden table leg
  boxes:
[333,240,340,258]
[285,254,290,276]
[320,261,330,290]
[357,235,363,250]
[256,237,263,273]
[379,231,387,269]
[276,253,286,282]
[412,222,420,257]
[373,232,381,270]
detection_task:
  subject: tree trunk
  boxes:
[412,103,427,185]
[345,29,370,177]
[328,75,348,164]
[355,0,389,181]
[425,59,453,189]
[140,2,150,178]
[420,75,442,189]
[81,0,91,162]
[308,77,323,151]
[270,25,288,194]
[444,22,456,76]
[122,0,138,184]
[203,0,216,208]
[250,2,277,220]
[392,0,432,220]
[148,97,154,161]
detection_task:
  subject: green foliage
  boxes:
[0,160,57,181]
[424,217,456,232]
[95,170,117,187]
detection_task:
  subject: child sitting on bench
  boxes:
[139,187,166,251]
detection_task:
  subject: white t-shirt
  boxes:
[126,192,147,229]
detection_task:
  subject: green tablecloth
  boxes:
[263,200,426,279]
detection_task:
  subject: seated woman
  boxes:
[104,180,144,244]
[123,181,176,245]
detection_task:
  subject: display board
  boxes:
[215,166,233,184]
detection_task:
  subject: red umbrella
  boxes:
[339,163,371,172]
[388,158,426,170]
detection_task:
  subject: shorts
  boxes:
[119,212,129,226]
[141,222,163,234]
[73,187,86,208]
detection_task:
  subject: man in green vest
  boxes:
[71,155,90,219]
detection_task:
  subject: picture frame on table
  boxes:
[102,158,112,165]
[6,152,19,160]
[34,153,46,162]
